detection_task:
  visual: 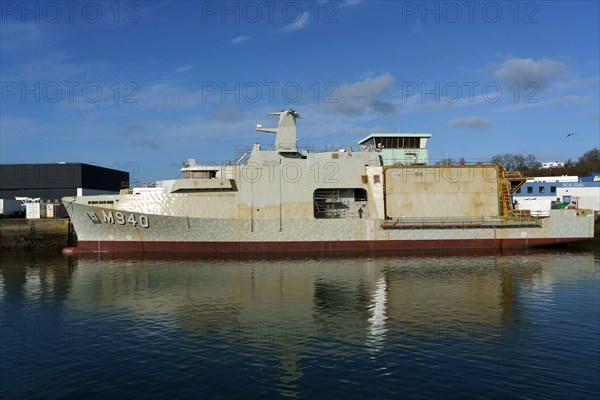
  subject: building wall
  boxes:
[557,186,600,211]
[0,163,128,202]
[0,199,22,216]
[0,163,82,190]
[81,164,129,191]
[514,198,552,217]
[513,175,600,215]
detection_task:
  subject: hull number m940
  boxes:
[87,210,149,228]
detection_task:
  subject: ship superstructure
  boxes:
[62,110,595,255]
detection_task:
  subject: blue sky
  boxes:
[1,0,599,181]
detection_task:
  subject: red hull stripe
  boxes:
[62,238,590,255]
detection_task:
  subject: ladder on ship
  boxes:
[499,167,529,217]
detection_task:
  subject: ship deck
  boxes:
[380,217,543,229]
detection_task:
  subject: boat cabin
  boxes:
[358,133,430,166]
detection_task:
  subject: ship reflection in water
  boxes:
[1,250,599,399]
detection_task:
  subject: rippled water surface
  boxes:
[1,249,599,399]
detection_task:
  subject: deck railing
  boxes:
[380,216,543,229]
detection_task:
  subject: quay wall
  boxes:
[0,219,75,251]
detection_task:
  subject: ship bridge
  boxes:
[359,133,430,166]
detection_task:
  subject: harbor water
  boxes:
[1,249,599,399]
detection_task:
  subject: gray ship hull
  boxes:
[62,110,596,255]
[62,194,594,255]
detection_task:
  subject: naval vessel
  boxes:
[62,110,595,255]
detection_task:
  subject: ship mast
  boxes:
[256,109,304,153]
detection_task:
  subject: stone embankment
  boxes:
[0,219,76,250]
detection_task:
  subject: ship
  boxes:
[62,110,595,255]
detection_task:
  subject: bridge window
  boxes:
[373,137,422,149]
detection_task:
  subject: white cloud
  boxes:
[449,116,493,129]
[552,76,599,92]
[230,36,250,44]
[2,50,104,82]
[327,73,396,115]
[0,23,46,54]
[176,65,193,73]
[121,124,159,150]
[409,20,423,35]
[214,104,244,122]
[281,13,311,32]
[137,81,204,109]
[128,137,159,150]
[564,94,593,105]
[348,125,389,137]
[494,58,568,90]
[340,0,364,7]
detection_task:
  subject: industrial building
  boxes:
[0,163,129,217]
[513,173,600,216]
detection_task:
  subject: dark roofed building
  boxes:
[0,163,129,202]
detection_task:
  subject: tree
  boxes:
[490,148,598,177]
[574,148,600,175]
[437,157,454,165]
[489,153,537,171]
[524,154,540,169]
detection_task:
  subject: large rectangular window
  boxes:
[314,188,368,219]
[373,137,423,149]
